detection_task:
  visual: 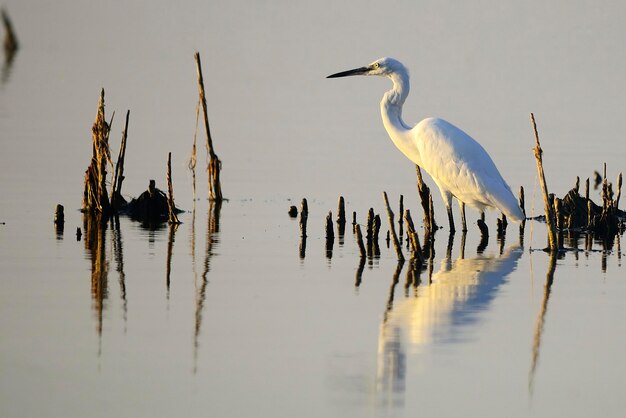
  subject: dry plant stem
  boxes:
[337,196,346,224]
[299,198,308,237]
[404,209,423,262]
[416,165,437,231]
[355,224,366,257]
[325,211,334,239]
[616,173,622,209]
[195,52,223,202]
[167,152,181,224]
[2,8,18,55]
[83,89,112,215]
[188,100,200,201]
[111,110,129,210]
[530,113,558,251]
[383,192,405,261]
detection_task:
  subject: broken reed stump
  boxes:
[354,224,366,258]
[195,51,223,202]
[188,99,201,201]
[383,192,404,262]
[558,170,624,236]
[337,196,347,236]
[404,209,423,263]
[325,211,334,258]
[299,198,308,237]
[416,165,437,231]
[373,214,381,256]
[110,110,130,211]
[83,89,113,216]
[496,214,508,238]
[2,8,18,58]
[366,208,374,256]
[325,211,334,240]
[54,204,65,225]
[166,152,181,224]
[530,113,558,251]
[54,204,64,238]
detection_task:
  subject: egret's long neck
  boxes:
[380,73,421,166]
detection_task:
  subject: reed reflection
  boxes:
[193,201,221,373]
[376,238,522,407]
[111,216,127,331]
[166,222,179,300]
[529,252,557,395]
[82,214,108,355]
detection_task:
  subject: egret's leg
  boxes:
[438,188,455,233]
[446,206,456,234]
[460,202,467,232]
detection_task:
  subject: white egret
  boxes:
[327,57,524,232]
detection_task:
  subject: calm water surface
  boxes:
[1,1,626,417]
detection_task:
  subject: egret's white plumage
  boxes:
[327,57,524,228]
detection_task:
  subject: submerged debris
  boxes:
[123,180,182,225]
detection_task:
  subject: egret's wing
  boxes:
[413,118,523,221]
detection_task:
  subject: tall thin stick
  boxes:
[2,8,18,56]
[167,152,181,224]
[416,165,436,231]
[188,99,201,201]
[111,110,129,210]
[530,113,558,251]
[404,209,423,262]
[194,52,223,202]
[383,192,404,261]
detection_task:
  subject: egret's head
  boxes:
[327,57,407,79]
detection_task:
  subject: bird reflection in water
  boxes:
[376,235,522,408]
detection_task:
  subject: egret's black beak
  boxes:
[326,66,369,78]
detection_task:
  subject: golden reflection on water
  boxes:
[529,251,557,395]
[376,237,523,405]
[193,201,221,374]
[81,201,222,366]
[83,213,109,356]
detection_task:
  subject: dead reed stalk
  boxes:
[416,165,437,231]
[355,224,366,257]
[110,110,129,211]
[188,99,201,201]
[530,113,558,251]
[167,152,181,224]
[83,89,113,215]
[2,8,18,57]
[404,209,423,262]
[383,192,404,262]
[194,52,223,202]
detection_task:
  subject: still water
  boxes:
[1,1,626,417]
